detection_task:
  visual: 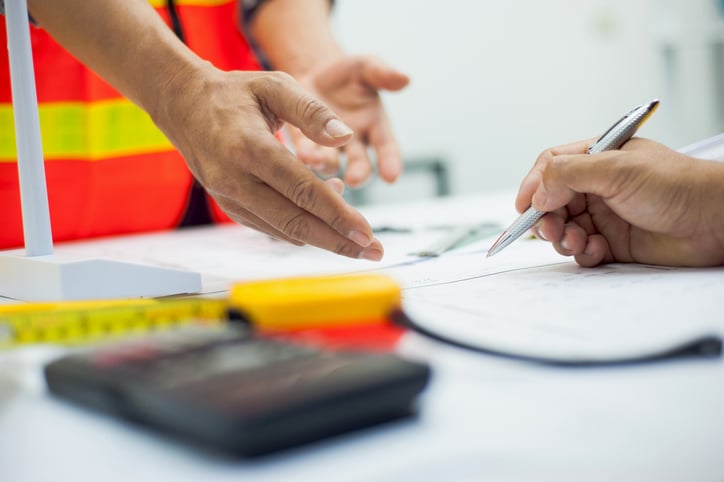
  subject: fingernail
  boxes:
[346,168,373,190]
[348,230,372,247]
[561,236,572,251]
[325,119,353,138]
[584,242,596,257]
[359,247,383,261]
[326,178,345,195]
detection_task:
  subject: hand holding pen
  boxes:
[488,101,724,267]
[487,100,659,258]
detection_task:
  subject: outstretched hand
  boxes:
[153,64,383,260]
[290,55,410,187]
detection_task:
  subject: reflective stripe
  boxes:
[0,100,173,162]
[147,0,234,7]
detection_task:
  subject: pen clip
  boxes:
[588,105,641,153]
[587,100,659,154]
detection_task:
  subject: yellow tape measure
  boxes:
[0,298,228,348]
[0,273,402,348]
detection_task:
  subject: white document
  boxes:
[394,239,724,364]
[680,132,724,161]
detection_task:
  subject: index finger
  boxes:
[253,71,354,148]
[515,138,594,213]
[368,112,402,183]
[532,149,629,212]
[248,136,376,248]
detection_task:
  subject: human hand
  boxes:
[515,137,724,267]
[291,55,410,187]
[152,64,383,260]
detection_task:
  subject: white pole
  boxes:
[5,0,53,256]
[1,0,201,300]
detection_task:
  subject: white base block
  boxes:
[0,253,201,301]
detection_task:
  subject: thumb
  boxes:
[255,72,354,147]
[316,56,409,92]
[359,56,410,91]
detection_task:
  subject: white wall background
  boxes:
[331,0,724,202]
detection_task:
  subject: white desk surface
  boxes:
[1,192,723,482]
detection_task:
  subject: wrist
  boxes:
[709,163,724,262]
[693,160,724,265]
[277,46,345,80]
[249,0,343,78]
[253,27,344,79]
[149,58,215,140]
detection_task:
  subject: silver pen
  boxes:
[486,99,660,258]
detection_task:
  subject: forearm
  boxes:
[26,0,207,118]
[250,0,342,77]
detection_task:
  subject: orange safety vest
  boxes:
[0,0,261,249]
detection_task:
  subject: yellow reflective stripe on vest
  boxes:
[0,100,173,162]
[147,0,233,7]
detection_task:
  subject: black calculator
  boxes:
[44,326,431,457]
